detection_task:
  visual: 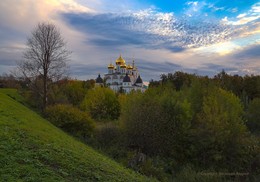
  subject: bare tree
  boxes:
[18,22,71,109]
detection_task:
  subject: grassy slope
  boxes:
[0,89,154,182]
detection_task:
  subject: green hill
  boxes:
[0,89,154,181]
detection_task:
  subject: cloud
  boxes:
[237,13,247,18]
[0,0,94,73]
[227,8,238,13]
[0,59,17,66]
[186,1,198,6]
[211,6,225,12]
[223,2,260,25]
[0,0,93,33]
[232,44,260,60]
[63,9,236,53]
[195,43,260,76]
[252,2,260,13]
[125,59,184,81]
[202,63,236,72]
[69,63,105,78]
[184,1,207,17]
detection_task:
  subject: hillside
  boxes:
[0,89,153,181]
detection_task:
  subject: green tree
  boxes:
[81,87,120,121]
[194,88,252,170]
[63,80,87,106]
[244,75,260,101]
[48,79,95,106]
[121,87,193,157]
[246,98,260,135]
[161,71,194,91]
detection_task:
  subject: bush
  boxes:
[45,104,95,139]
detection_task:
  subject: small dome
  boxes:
[135,75,143,84]
[120,63,127,68]
[108,63,114,69]
[123,74,131,82]
[127,64,133,69]
[115,55,126,65]
[96,74,103,83]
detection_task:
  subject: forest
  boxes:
[0,70,259,181]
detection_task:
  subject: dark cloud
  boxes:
[63,12,231,52]
[64,13,151,47]
[0,25,26,43]
[203,63,236,71]
[163,45,186,52]
[69,63,106,76]
[138,60,182,72]
[232,44,260,60]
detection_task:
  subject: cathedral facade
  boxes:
[96,55,146,93]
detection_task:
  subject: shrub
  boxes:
[45,104,95,138]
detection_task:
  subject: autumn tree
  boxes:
[18,22,71,109]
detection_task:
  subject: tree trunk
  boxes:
[43,69,47,110]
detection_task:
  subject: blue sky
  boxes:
[0,0,259,81]
[146,0,258,14]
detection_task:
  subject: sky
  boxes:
[0,0,259,81]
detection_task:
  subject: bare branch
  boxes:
[17,22,71,109]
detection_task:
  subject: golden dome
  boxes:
[115,55,126,65]
[120,63,127,68]
[127,64,133,69]
[108,63,114,69]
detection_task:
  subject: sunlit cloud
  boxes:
[196,42,241,56]
[237,13,247,19]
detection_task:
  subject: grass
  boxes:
[0,89,155,181]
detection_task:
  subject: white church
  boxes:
[95,55,146,93]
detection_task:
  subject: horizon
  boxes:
[0,0,259,82]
